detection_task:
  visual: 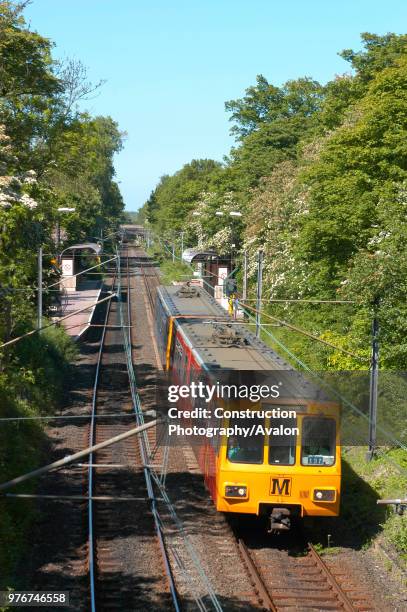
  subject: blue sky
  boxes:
[25,0,407,211]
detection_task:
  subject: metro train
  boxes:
[155,283,341,531]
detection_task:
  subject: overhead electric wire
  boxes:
[153,231,365,360]
[0,413,137,422]
[243,298,356,304]
[45,255,117,290]
[154,231,238,292]
[150,232,407,473]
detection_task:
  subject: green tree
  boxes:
[148,159,222,232]
[225,75,323,139]
[297,54,407,287]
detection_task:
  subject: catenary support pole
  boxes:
[37,246,43,330]
[367,307,379,461]
[255,249,263,338]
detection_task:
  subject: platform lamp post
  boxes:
[192,211,203,249]
[243,250,248,301]
[229,211,242,273]
[180,231,184,259]
[37,246,43,331]
[255,249,264,339]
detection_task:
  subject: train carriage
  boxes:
[155,284,341,531]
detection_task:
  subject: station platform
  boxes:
[59,279,102,340]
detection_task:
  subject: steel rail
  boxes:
[87,265,118,612]
[125,249,181,611]
[139,254,160,314]
[237,535,358,612]
[307,542,356,612]
[237,539,277,611]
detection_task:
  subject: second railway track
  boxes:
[85,249,178,611]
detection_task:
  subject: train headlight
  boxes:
[313,488,336,502]
[225,485,248,498]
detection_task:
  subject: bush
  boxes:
[0,323,77,586]
[160,260,193,285]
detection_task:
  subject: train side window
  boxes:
[268,417,297,465]
[182,348,188,375]
[208,399,220,454]
[227,417,264,464]
[301,417,336,466]
[174,339,184,374]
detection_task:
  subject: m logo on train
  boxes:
[270,477,292,497]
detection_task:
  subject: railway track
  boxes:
[84,250,179,610]
[134,251,161,314]
[124,250,180,611]
[236,533,374,611]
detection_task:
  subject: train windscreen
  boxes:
[301,417,336,466]
[268,417,297,465]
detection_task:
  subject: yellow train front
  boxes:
[213,399,340,530]
[156,284,341,531]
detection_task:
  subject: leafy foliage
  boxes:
[145,32,407,372]
[0,1,125,344]
[148,159,222,233]
[0,1,125,584]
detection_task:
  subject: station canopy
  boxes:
[182,248,219,264]
[61,242,102,257]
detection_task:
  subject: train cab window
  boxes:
[174,339,183,369]
[227,417,264,464]
[301,417,336,466]
[268,417,297,465]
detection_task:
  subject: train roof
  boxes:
[157,284,227,317]
[156,285,330,402]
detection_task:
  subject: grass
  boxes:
[0,324,77,588]
[342,447,407,557]
[312,542,341,555]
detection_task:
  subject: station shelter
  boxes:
[60,242,102,292]
[181,248,235,299]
